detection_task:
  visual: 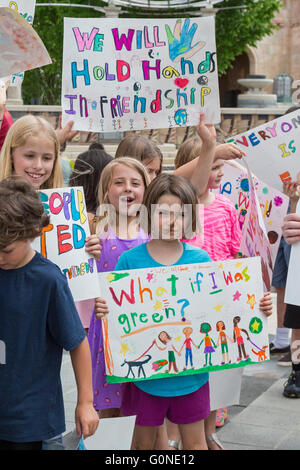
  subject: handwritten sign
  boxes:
[99,257,268,383]
[0,0,36,85]
[32,187,100,302]
[62,16,220,133]
[217,162,289,265]
[227,110,300,191]
[238,161,273,292]
[285,200,300,307]
[0,7,50,79]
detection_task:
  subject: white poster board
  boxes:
[32,187,100,302]
[99,257,268,384]
[227,110,300,191]
[285,200,300,307]
[0,0,36,85]
[238,161,273,292]
[62,16,220,133]
[217,161,289,265]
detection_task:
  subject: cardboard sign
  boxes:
[62,16,220,133]
[227,109,300,191]
[0,0,36,85]
[285,200,300,307]
[32,187,100,302]
[99,257,268,383]
[217,162,289,265]
[0,7,50,78]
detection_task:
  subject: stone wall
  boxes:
[252,0,300,88]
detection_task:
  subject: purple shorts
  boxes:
[121,381,210,427]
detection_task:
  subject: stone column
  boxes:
[200,7,219,17]
[6,82,23,106]
[104,0,121,18]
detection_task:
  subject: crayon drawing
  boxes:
[62,16,220,133]
[99,257,269,383]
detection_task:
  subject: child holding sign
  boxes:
[174,139,272,450]
[88,157,151,418]
[95,173,212,450]
[0,178,99,450]
[0,114,100,259]
[95,173,272,450]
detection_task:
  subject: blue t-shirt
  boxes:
[115,242,211,397]
[0,252,86,443]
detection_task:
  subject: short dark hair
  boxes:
[0,178,50,249]
[70,149,113,213]
[89,141,105,151]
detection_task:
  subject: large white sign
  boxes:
[99,257,268,384]
[228,110,300,191]
[62,16,220,133]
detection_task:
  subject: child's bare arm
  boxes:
[174,114,216,197]
[70,337,99,438]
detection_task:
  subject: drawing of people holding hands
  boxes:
[154,331,180,374]
[198,323,217,367]
[216,321,234,365]
[179,327,198,371]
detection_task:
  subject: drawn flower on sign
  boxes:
[274,196,283,207]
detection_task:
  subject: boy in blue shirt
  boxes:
[0,178,99,450]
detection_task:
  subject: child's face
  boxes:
[207,159,224,189]
[0,240,34,270]
[12,133,56,189]
[107,164,145,216]
[143,155,161,181]
[153,194,185,240]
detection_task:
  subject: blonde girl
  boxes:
[88,157,151,419]
[0,115,63,189]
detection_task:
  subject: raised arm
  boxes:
[174,114,216,197]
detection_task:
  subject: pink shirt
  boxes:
[186,194,242,261]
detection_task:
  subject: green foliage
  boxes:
[216,0,282,75]
[22,0,282,104]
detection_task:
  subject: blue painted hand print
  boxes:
[165,18,206,62]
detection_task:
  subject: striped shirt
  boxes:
[186,193,242,261]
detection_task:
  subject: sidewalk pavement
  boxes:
[61,294,300,450]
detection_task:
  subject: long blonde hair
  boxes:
[95,157,150,236]
[0,115,63,189]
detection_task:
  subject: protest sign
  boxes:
[99,257,268,383]
[227,109,300,191]
[217,161,289,265]
[62,16,220,133]
[32,187,100,302]
[285,200,300,307]
[238,161,273,292]
[0,0,36,85]
[0,6,50,78]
